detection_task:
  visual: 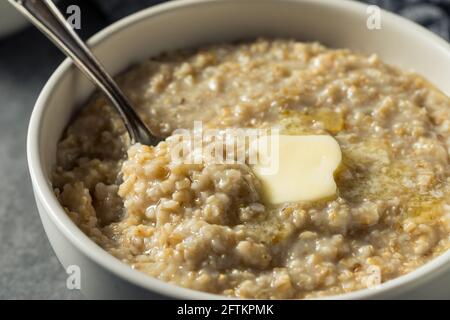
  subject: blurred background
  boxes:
[0,0,449,299]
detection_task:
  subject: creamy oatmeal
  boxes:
[53,39,450,299]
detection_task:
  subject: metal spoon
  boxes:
[9,0,162,146]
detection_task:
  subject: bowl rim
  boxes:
[28,0,450,300]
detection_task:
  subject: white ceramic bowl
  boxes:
[28,0,450,299]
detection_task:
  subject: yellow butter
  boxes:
[251,135,342,204]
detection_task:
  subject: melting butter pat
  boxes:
[251,135,342,204]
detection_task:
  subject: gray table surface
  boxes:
[0,0,449,300]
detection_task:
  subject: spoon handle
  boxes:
[9,0,161,145]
